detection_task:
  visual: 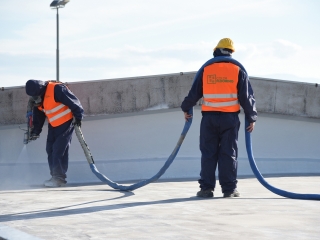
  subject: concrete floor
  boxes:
[0,176,320,240]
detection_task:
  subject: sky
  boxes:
[0,0,320,88]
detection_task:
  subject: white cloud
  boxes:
[2,38,320,88]
[272,39,302,58]
[237,40,319,83]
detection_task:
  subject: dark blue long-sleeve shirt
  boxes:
[181,55,257,123]
[25,80,84,135]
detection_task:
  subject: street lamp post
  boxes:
[50,0,70,82]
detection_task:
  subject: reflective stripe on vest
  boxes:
[39,82,73,127]
[202,62,240,112]
[203,99,239,107]
[45,108,72,122]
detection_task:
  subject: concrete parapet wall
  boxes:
[0,73,195,125]
[250,77,320,118]
[1,73,320,125]
[1,110,320,188]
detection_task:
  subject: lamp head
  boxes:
[50,0,70,9]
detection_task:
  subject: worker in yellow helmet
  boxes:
[181,38,257,198]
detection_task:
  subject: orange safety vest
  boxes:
[38,82,73,127]
[202,62,240,112]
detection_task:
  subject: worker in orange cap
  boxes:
[181,38,257,198]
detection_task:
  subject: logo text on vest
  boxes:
[207,75,234,84]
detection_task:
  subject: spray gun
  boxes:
[19,97,35,144]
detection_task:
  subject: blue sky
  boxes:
[1,0,320,87]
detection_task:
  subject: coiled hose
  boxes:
[75,116,320,199]
[75,55,320,199]
[245,119,320,200]
[74,110,193,191]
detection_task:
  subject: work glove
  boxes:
[26,111,32,118]
[73,118,82,127]
[29,132,40,141]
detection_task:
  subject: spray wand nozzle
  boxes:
[19,97,36,144]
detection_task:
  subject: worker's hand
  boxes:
[246,122,255,133]
[26,111,32,118]
[184,112,192,122]
[73,118,82,127]
[29,132,40,141]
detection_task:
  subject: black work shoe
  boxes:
[223,189,240,198]
[196,189,213,198]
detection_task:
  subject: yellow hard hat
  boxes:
[214,38,235,52]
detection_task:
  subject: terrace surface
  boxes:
[1,176,320,240]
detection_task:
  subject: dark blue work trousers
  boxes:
[46,119,74,180]
[198,112,240,193]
